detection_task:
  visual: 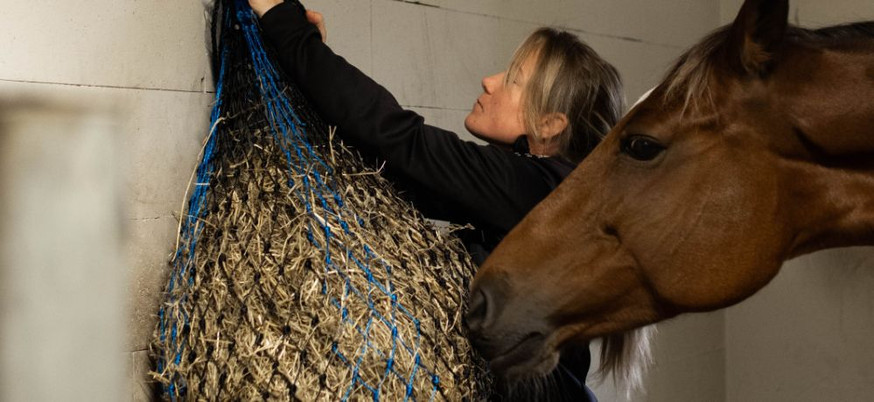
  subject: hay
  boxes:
[151,2,491,400]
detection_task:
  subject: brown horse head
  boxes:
[468,0,874,381]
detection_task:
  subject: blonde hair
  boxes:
[506,28,625,163]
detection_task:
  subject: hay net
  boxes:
[151,0,492,400]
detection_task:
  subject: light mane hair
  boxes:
[660,27,729,115]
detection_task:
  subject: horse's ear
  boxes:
[726,0,789,75]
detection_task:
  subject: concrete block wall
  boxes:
[718,1,874,401]
[1,1,729,400]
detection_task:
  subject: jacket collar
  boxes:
[512,135,532,154]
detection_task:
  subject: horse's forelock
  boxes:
[659,27,730,115]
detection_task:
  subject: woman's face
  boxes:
[464,53,538,145]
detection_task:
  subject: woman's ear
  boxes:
[537,113,569,141]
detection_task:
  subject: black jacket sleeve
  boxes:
[258,2,569,233]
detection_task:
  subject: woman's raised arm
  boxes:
[256,1,560,234]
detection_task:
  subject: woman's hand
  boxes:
[249,0,283,18]
[248,0,327,43]
[305,10,327,42]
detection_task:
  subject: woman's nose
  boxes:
[481,72,504,94]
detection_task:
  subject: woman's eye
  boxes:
[621,135,665,161]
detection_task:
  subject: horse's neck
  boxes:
[783,162,874,257]
[780,44,874,257]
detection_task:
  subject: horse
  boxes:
[465,0,874,384]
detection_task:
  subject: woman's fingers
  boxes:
[249,0,283,18]
[247,1,325,43]
[306,10,327,42]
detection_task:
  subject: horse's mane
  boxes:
[802,21,874,40]
[660,21,874,114]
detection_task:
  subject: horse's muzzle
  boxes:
[466,275,554,378]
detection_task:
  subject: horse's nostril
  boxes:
[468,284,500,335]
[466,289,487,332]
[467,278,510,343]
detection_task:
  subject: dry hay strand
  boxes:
[151,2,491,400]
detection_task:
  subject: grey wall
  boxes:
[725,248,874,402]
[719,1,874,401]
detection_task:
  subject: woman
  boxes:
[249,1,624,400]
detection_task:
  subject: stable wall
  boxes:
[719,1,874,401]
[1,1,723,400]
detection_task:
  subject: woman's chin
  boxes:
[463,115,476,133]
[464,121,488,142]
[464,121,516,148]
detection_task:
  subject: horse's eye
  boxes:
[621,135,665,161]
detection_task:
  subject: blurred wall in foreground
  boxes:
[0,97,125,401]
[0,1,214,399]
